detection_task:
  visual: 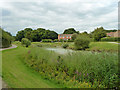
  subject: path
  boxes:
[0,45,17,89]
[0,45,17,51]
[107,42,120,45]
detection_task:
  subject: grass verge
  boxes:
[2,46,61,88]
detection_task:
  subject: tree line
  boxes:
[15,28,58,42]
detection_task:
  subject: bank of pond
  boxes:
[24,45,118,88]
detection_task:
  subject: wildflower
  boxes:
[28,50,31,54]
[87,73,89,76]
[79,72,81,76]
[75,70,78,74]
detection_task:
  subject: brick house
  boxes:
[106,30,120,37]
[58,34,73,40]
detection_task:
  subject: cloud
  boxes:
[0,0,118,35]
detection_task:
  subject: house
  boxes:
[114,30,120,37]
[58,34,73,40]
[106,32,115,37]
[106,30,120,37]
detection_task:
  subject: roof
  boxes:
[58,34,73,36]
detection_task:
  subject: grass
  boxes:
[25,46,119,88]
[2,41,119,88]
[2,46,61,88]
[88,42,118,52]
[32,41,119,52]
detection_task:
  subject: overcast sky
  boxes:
[0,0,118,35]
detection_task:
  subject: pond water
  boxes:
[46,48,74,54]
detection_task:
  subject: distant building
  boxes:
[58,34,73,40]
[106,30,120,37]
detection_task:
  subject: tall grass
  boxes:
[25,47,119,88]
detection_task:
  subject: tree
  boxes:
[16,28,33,41]
[74,35,90,50]
[21,38,31,47]
[92,27,106,41]
[16,28,58,42]
[63,28,78,34]
[71,33,78,41]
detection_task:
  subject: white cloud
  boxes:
[0,0,118,35]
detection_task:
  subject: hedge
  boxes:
[101,37,120,42]
[0,28,13,48]
[42,39,52,42]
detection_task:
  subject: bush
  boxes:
[74,35,90,50]
[54,39,59,42]
[62,44,69,48]
[21,38,31,47]
[101,37,120,42]
[60,39,63,42]
[42,39,52,42]
[68,39,73,42]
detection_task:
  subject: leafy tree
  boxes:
[74,35,90,50]
[21,38,31,47]
[25,32,32,41]
[71,33,78,41]
[104,29,117,33]
[63,28,78,34]
[16,27,58,42]
[16,28,33,41]
[92,27,106,41]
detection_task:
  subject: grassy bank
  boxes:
[25,46,119,88]
[32,42,118,52]
[2,45,61,88]
[88,42,118,52]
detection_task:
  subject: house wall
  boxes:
[58,34,73,40]
[106,31,120,37]
[114,31,120,37]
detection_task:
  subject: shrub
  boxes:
[54,39,59,42]
[74,35,90,50]
[62,44,69,48]
[21,38,31,47]
[101,37,120,42]
[60,39,63,42]
[68,39,73,42]
[42,39,52,42]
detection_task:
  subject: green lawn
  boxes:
[32,41,118,52]
[2,46,61,88]
[88,42,118,52]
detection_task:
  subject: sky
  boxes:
[0,0,119,36]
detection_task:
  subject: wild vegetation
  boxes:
[25,46,118,88]
[0,28,13,48]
